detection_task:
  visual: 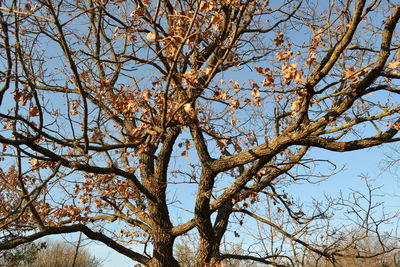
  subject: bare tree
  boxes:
[31,240,102,267]
[0,239,101,267]
[0,0,399,266]
[0,242,43,267]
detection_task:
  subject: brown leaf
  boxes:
[388,61,400,69]
[29,106,39,117]
[146,32,156,40]
[183,103,193,113]
[24,1,31,11]
[274,32,284,46]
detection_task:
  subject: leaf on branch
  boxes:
[183,103,193,113]
[305,52,316,65]
[70,101,80,115]
[29,106,39,117]
[276,50,293,62]
[183,69,199,87]
[181,150,189,159]
[4,121,13,129]
[29,158,39,168]
[282,64,304,85]
[229,118,238,125]
[391,122,400,130]
[230,98,239,113]
[233,143,242,153]
[146,32,156,40]
[388,61,400,69]
[79,71,89,82]
[200,1,215,13]
[91,128,104,141]
[24,1,31,11]
[216,139,230,155]
[274,32,284,46]
[344,66,355,77]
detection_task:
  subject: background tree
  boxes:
[31,240,102,267]
[0,242,43,267]
[304,235,400,267]
[0,239,101,267]
[0,0,399,266]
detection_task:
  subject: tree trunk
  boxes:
[148,236,179,267]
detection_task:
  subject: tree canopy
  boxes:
[0,0,399,266]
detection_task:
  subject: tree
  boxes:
[0,0,399,266]
[0,239,102,267]
[304,235,400,267]
[31,240,102,267]
[0,242,43,267]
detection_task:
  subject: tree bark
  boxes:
[148,235,179,267]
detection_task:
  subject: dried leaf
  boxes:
[184,103,193,114]
[146,32,156,40]
[29,106,39,117]
[388,61,400,69]
[24,1,31,11]
[274,32,284,46]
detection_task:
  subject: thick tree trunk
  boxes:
[196,238,223,266]
[148,236,179,267]
[195,238,212,265]
[139,131,181,267]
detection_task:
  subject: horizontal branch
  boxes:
[0,224,150,264]
[296,127,400,152]
[0,134,156,203]
[220,253,290,267]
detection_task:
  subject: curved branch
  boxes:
[0,224,150,264]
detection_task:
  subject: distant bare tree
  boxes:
[0,242,43,267]
[304,235,399,267]
[0,240,101,267]
[31,240,102,267]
